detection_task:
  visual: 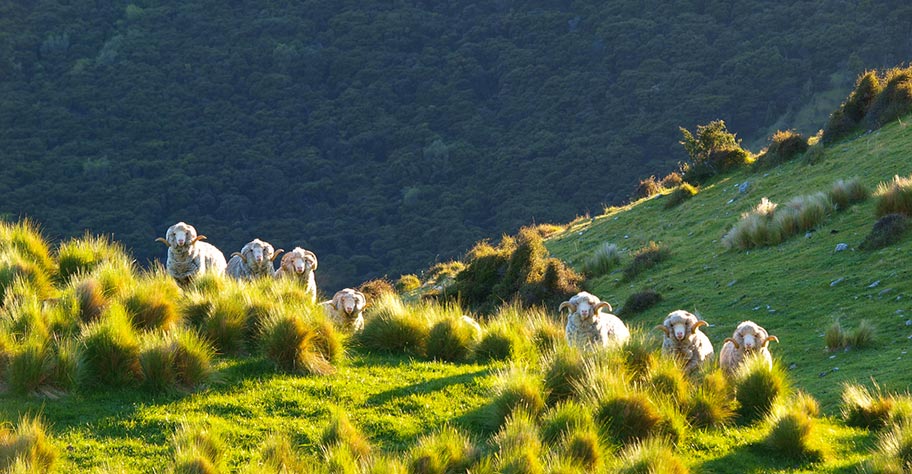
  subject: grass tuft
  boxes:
[614,437,689,474]
[542,344,589,405]
[764,402,830,462]
[426,311,480,363]
[493,410,544,474]
[663,183,699,209]
[581,242,621,278]
[259,305,340,375]
[0,416,57,473]
[171,423,225,474]
[407,426,477,474]
[828,177,869,210]
[79,302,141,387]
[140,328,214,392]
[321,408,371,460]
[733,355,788,423]
[841,383,896,430]
[620,289,663,316]
[540,400,596,445]
[123,272,181,331]
[481,366,546,432]
[357,293,430,357]
[876,174,912,217]
[623,241,671,281]
[864,421,912,473]
[860,213,909,250]
[56,233,130,283]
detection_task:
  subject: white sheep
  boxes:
[655,310,715,373]
[321,288,368,332]
[275,247,319,303]
[225,238,282,280]
[719,320,779,376]
[155,222,227,284]
[559,291,630,348]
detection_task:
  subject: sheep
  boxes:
[655,310,715,373]
[275,247,319,303]
[321,288,368,332]
[558,291,630,348]
[225,238,282,280]
[719,320,779,376]
[155,222,227,284]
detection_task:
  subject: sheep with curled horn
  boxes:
[559,291,630,348]
[275,247,319,303]
[225,238,283,280]
[321,288,368,332]
[655,310,715,373]
[719,320,779,377]
[155,221,227,284]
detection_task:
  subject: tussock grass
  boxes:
[201,290,251,355]
[139,328,214,392]
[480,366,546,432]
[0,219,55,276]
[620,289,662,316]
[321,442,360,474]
[860,213,909,250]
[246,434,306,474]
[723,191,838,249]
[527,309,564,353]
[71,277,108,323]
[864,421,912,473]
[321,409,371,460]
[474,305,536,363]
[581,242,620,277]
[646,356,690,404]
[91,258,137,300]
[79,302,141,387]
[426,316,480,363]
[614,437,689,474]
[733,355,789,423]
[492,410,544,474]
[561,427,602,471]
[685,370,734,429]
[826,319,876,351]
[123,270,181,331]
[631,175,662,201]
[56,233,130,283]
[259,305,342,375]
[0,416,57,473]
[623,241,670,281]
[357,293,431,357]
[756,130,808,168]
[764,399,830,462]
[407,426,478,474]
[828,177,869,210]
[0,251,54,302]
[542,344,589,405]
[876,174,912,217]
[841,383,899,430]
[540,400,596,445]
[595,392,686,446]
[171,423,225,474]
[663,183,699,209]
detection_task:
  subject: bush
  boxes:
[357,278,396,301]
[876,174,912,217]
[614,437,689,474]
[733,356,788,422]
[396,274,421,292]
[866,66,912,128]
[79,303,141,387]
[764,404,829,462]
[407,426,478,474]
[621,289,662,316]
[828,178,869,210]
[631,176,662,201]
[357,294,431,357]
[623,242,670,281]
[0,416,57,473]
[659,172,683,188]
[663,183,699,209]
[56,233,129,283]
[581,242,621,278]
[824,70,882,144]
[723,192,836,250]
[426,315,480,363]
[756,130,808,168]
[860,214,909,250]
[321,409,371,460]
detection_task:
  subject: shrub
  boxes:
[259,306,339,375]
[623,242,670,281]
[0,416,57,472]
[493,410,544,474]
[424,261,465,286]
[757,130,808,168]
[426,315,480,363]
[357,294,431,357]
[581,242,621,278]
[824,70,882,144]
[841,383,896,430]
[733,355,788,423]
[804,142,826,164]
[860,213,909,250]
[171,423,225,474]
[357,278,396,301]
[123,273,181,331]
[865,421,912,473]
[79,302,141,387]
[764,404,829,462]
[866,66,912,128]
[396,274,421,292]
[659,172,684,188]
[407,426,478,474]
[614,437,689,474]
[679,120,742,168]
[321,409,371,460]
[876,174,912,217]
[56,233,129,283]
[828,178,869,210]
[540,400,596,445]
[621,289,662,316]
[631,176,662,201]
[663,183,699,209]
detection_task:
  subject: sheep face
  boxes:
[559,291,611,322]
[165,222,201,251]
[730,321,777,352]
[334,289,366,316]
[658,310,705,342]
[283,248,317,275]
[240,239,278,266]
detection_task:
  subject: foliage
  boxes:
[824,70,882,144]
[623,241,670,281]
[663,183,699,209]
[865,66,912,128]
[357,293,431,357]
[864,421,912,473]
[860,213,909,250]
[395,274,421,292]
[258,305,342,375]
[764,402,830,462]
[679,120,750,182]
[139,328,214,392]
[357,278,396,302]
[542,345,588,405]
[841,383,901,430]
[123,272,181,331]
[56,233,130,283]
[581,242,621,278]
[78,302,142,387]
[756,130,809,168]
[621,289,663,316]
[492,410,544,474]
[631,176,662,201]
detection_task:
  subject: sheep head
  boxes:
[559,291,606,321]
[728,320,777,352]
[656,310,706,342]
[160,222,206,251]
[281,247,318,275]
[333,289,367,316]
[237,239,278,266]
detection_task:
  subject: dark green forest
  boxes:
[0,1,910,289]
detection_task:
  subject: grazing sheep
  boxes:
[719,320,779,376]
[322,288,368,332]
[155,222,227,284]
[275,247,319,303]
[559,291,630,348]
[655,310,715,373]
[226,238,282,280]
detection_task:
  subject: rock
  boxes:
[727,198,735,204]
[727,279,737,287]
[906,320,912,326]
[830,277,845,287]
[897,309,905,315]
[835,243,849,252]
[805,231,813,239]
[879,288,893,296]
[788,363,797,370]
[738,181,750,194]
[868,280,881,288]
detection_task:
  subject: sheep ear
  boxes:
[691,320,708,333]
[558,301,574,314]
[723,337,739,349]
[594,301,613,313]
[155,237,171,247]
[764,335,779,346]
[271,249,284,261]
[655,324,670,336]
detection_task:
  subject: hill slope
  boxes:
[2,1,912,288]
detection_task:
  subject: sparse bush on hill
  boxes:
[756,130,809,168]
[824,70,883,144]
[623,242,670,281]
[581,242,621,278]
[679,120,751,183]
[631,176,662,201]
[876,174,912,217]
[396,274,421,292]
[663,183,699,209]
[860,213,909,250]
[866,66,912,128]
[357,278,396,302]
[659,172,684,189]
[621,289,663,316]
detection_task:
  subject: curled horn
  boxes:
[763,335,779,346]
[231,251,244,259]
[155,237,171,247]
[332,290,346,310]
[691,320,708,333]
[354,291,367,310]
[654,324,670,336]
[723,337,740,349]
[594,301,613,313]
[558,301,575,314]
[191,234,207,244]
[270,248,284,262]
[305,250,318,270]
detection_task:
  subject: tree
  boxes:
[679,120,741,166]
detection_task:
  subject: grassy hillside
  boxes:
[547,119,912,411]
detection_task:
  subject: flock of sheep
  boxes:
[558,291,779,376]
[157,222,776,375]
[156,222,367,331]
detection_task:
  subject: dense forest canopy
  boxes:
[0,1,910,289]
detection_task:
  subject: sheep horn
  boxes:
[558,301,574,314]
[594,301,613,313]
[691,320,708,333]
[155,237,170,247]
[268,249,283,261]
[231,251,243,259]
[191,235,207,243]
[306,251,318,270]
[354,291,366,310]
[763,335,779,346]
[654,324,670,336]
[723,337,740,349]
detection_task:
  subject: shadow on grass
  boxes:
[365,368,493,408]
[695,438,866,474]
